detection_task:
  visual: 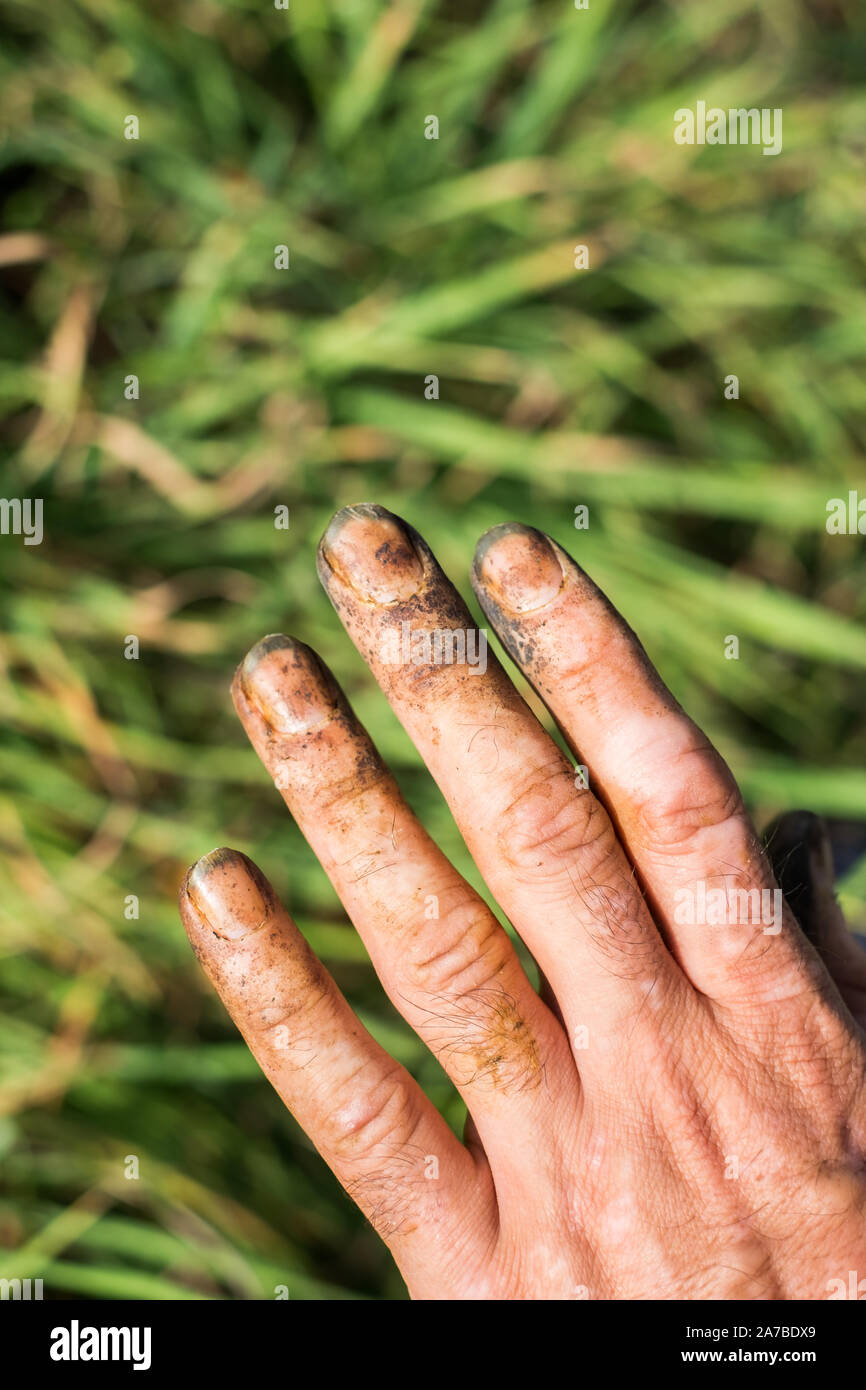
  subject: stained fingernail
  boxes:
[473,524,564,614]
[239,634,339,734]
[318,503,424,603]
[183,847,274,941]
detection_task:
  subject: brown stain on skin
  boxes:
[418,983,543,1093]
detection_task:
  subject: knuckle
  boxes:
[633,739,746,852]
[407,898,508,996]
[248,987,335,1063]
[576,869,660,977]
[339,1073,433,1239]
[237,943,335,1056]
[557,605,625,691]
[313,757,393,818]
[495,762,661,974]
[403,904,543,1093]
[332,1062,422,1162]
[497,760,610,871]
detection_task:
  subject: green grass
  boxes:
[0,0,865,1299]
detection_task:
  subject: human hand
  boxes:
[179,505,866,1299]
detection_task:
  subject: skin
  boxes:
[179,505,866,1300]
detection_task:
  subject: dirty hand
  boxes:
[179,506,866,1299]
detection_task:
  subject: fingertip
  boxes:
[472,523,565,615]
[181,847,277,943]
[317,503,425,604]
[236,634,338,735]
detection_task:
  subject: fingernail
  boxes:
[239,634,338,734]
[319,503,424,603]
[473,524,564,614]
[183,847,274,941]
